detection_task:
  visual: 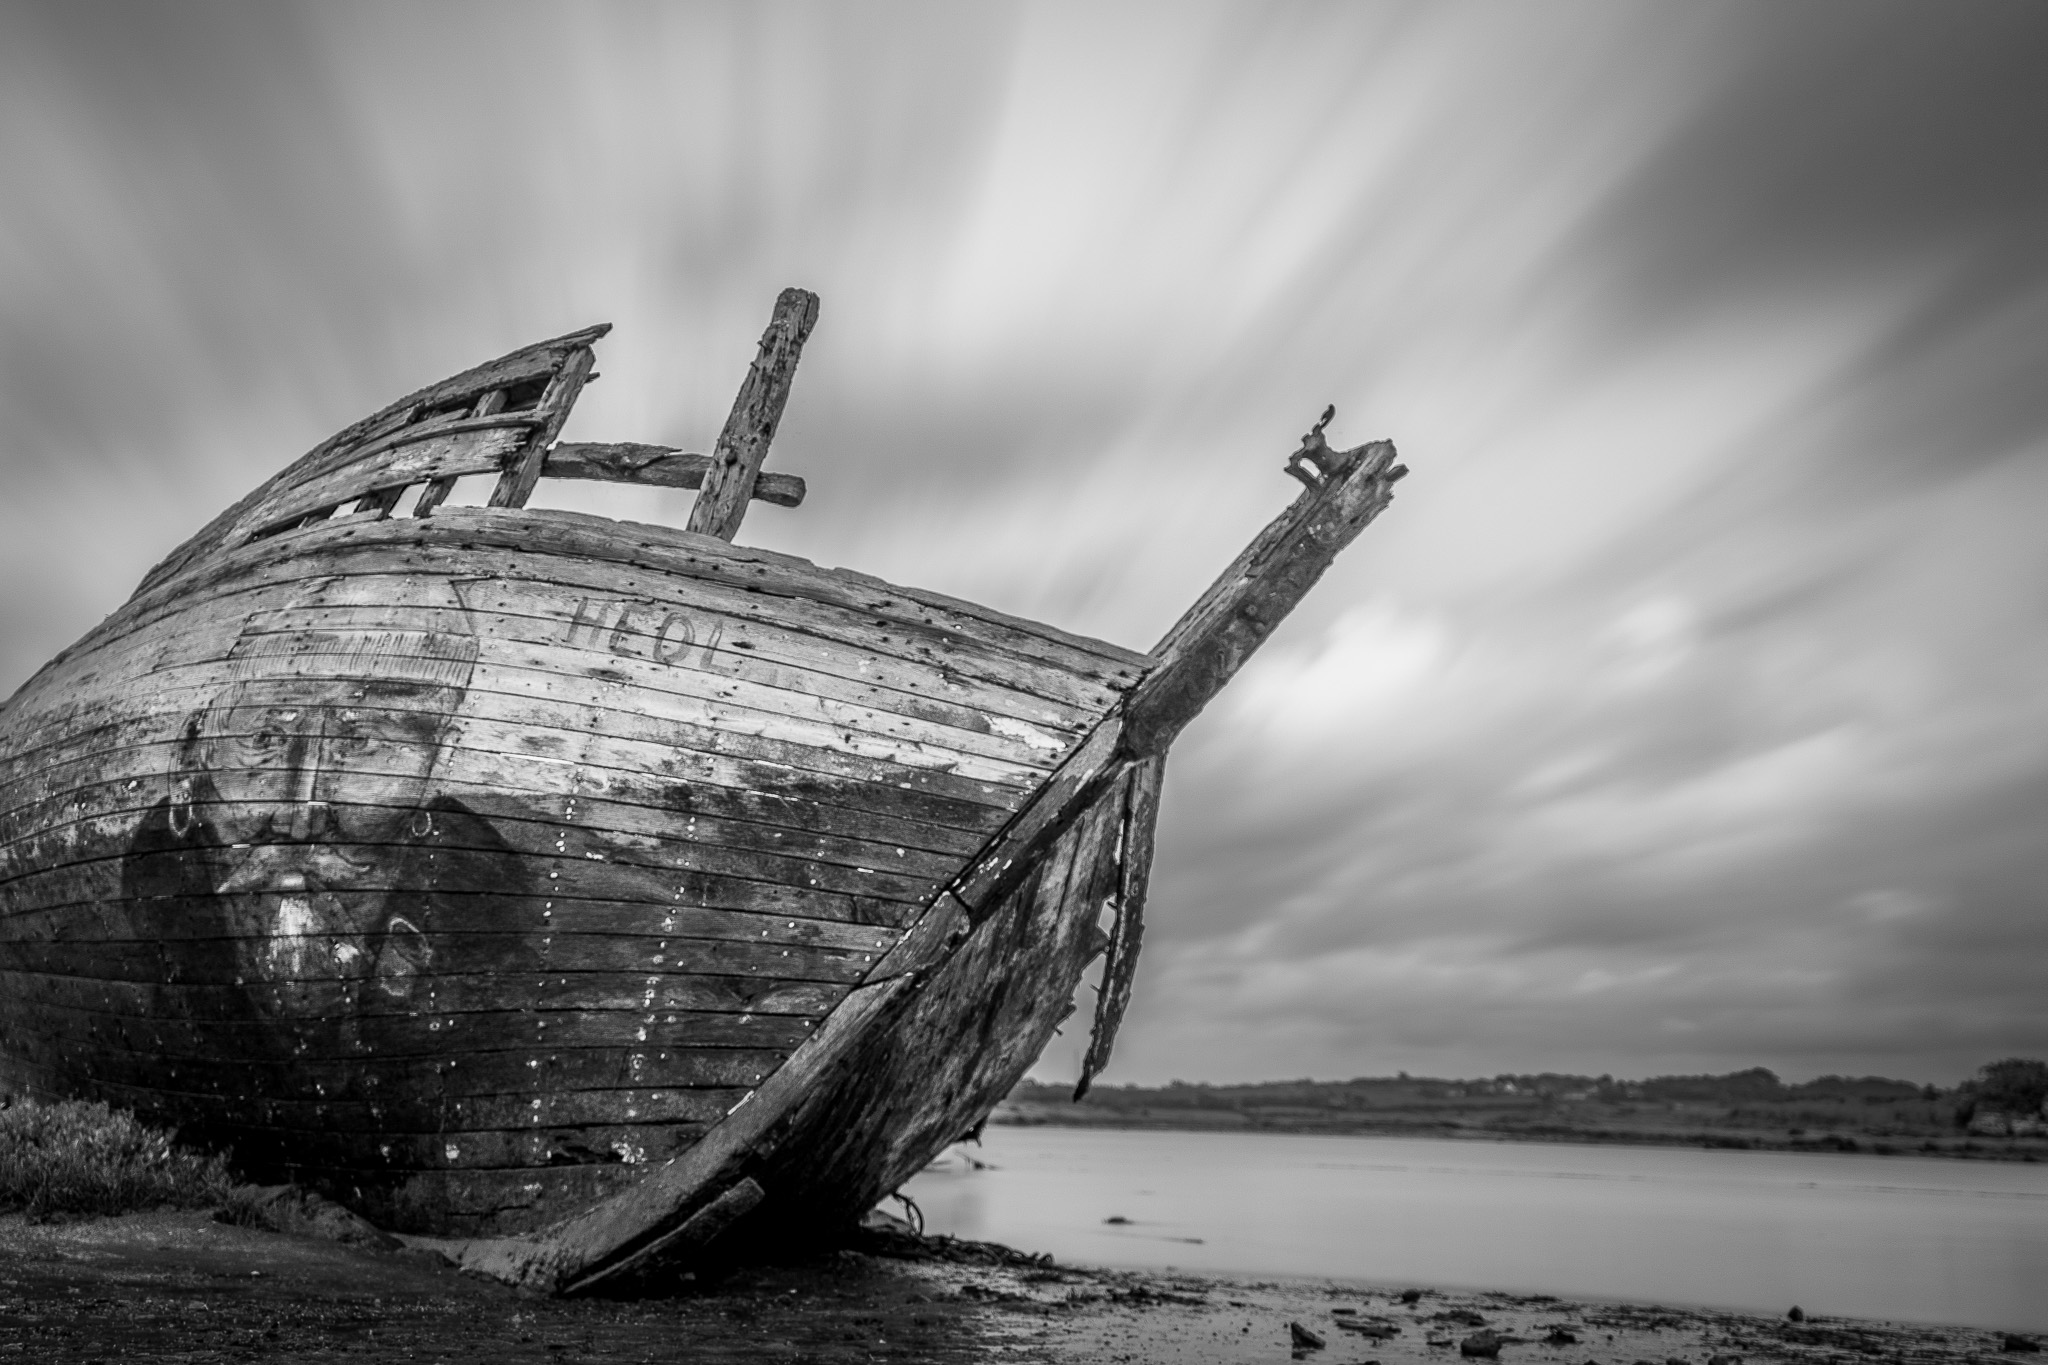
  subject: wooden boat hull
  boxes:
[0,502,1145,1235]
[0,314,1403,1289]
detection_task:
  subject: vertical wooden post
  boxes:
[686,288,819,542]
[488,345,600,510]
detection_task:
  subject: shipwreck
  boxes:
[0,289,1404,1291]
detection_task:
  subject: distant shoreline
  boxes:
[990,1101,2048,1162]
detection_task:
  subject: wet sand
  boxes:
[0,1210,2031,1364]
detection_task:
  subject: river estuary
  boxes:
[903,1125,2048,1332]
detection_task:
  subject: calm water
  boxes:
[903,1125,2048,1332]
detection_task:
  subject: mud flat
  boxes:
[0,1210,2035,1364]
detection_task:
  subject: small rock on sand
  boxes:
[1787,1307,1804,1322]
[2003,1335,2041,1353]
[1401,1289,1424,1304]
[1103,1215,1131,1225]
[1291,1321,1327,1349]
[1462,1330,1505,1358]
[1546,1328,1581,1345]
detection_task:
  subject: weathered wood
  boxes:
[544,444,806,508]
[734,769,1132,1239]
[2,311,1407,1269]
[95,517,1142,716]
[687,288,818,542]
[565,1176,764,1293]
[130,324,609,596]
[489,346,599,511]
[13,1066,747,1136]
[449,972,910,1291]
[0,931,883,987]
[227,425,529,544]
[1077,751,1164,1098]
[1122,428,1404,757]
[414,388,509,517]
[0,966,844,1022]
[0,712,1013,858]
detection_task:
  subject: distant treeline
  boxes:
[1010,1066,1936,1110]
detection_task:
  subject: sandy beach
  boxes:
[0,1209,2032,1364]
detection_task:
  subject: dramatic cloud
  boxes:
[3,1,2043,1085]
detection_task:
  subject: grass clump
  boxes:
[0,1095,236,1222]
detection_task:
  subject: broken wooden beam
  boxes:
[488,344,600,510]
[1076,751,1165,1099]
[545,442,806,507]
[686,288,819,542]
[1121,418,1405,759]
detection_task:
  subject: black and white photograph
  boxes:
[0,3,2043,1361]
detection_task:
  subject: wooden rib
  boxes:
[1076,751,1165,1097]
[415,388,510,517]
[544,444,805,508]
[226,426,528,544]
[490,347,598,510]
[130,324,609,597]
[687,288,818,542]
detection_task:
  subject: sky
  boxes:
[2,1,2044,1088]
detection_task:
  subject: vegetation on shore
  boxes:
[999,1059,2048,1160]
[0,1095,236,1221]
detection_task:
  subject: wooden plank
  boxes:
[735,772,1131,1233]
[2,844,914,940]
[195,1120,715,1175]
[70,526,1133,721]
[490,345,598,510]
[544,444,806,508]
[1122,433,1404,756]
[0,1026,795,1097]
[131,325,609,597]
[415,388,509,517]
[10,995,819,1060]
[227,419,526,541]
[575,1177,762,1290]
[0,659,1035,814]
[86,566,1102,737]
[687,288,818,542]
[0,780,962,895]
[0,1063,748,1134]
[0,967,844,1022]
[0,714,1008,861]
[451,972,910,1291]
[0,748,987,875]
[426,507,1143,683]
[1076,751,1165,1098]
[0,930,882,986]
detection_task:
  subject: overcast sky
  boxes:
[3,1,2044,1087]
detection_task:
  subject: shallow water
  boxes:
[903,1125,2048,1332]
